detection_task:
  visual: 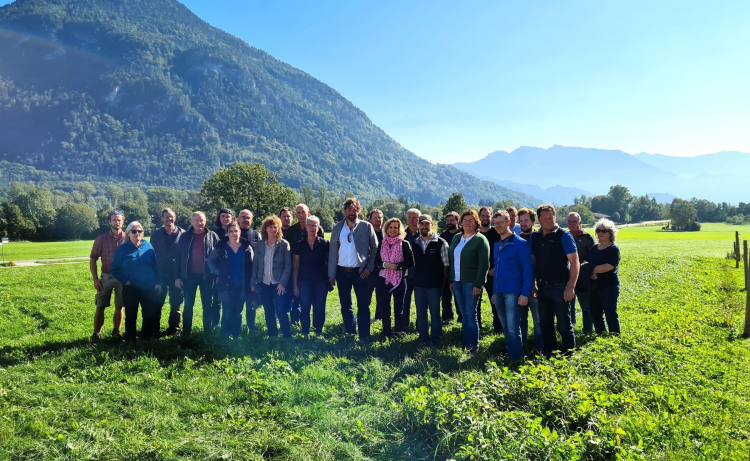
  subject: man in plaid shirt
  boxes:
[89,211,127,340]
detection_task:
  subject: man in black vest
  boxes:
[439,211,461,321]
[567,211,595,334]
[402,208,421,331]
[531,204,579,356]
[412,215,449,345]
[368,209,385,318]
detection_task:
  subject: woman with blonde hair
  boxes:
[252,215,293,340]
[374,217,414,339]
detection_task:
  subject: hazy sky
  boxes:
[4,0,748,162]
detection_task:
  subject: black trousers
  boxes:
[375,277,407,338]
[122,285,163,342]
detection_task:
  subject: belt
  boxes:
[337,265,359,272]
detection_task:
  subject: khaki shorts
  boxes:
[95,273,124,308]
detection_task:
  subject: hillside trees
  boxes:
[669,198,699,231]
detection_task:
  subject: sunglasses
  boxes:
[595,228,609,233]
[130,229,144,234]
[109,210,123,217]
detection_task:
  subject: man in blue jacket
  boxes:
[491,210,534,362]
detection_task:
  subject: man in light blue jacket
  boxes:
[491,210,534,361]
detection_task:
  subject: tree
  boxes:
[105,185,124,209]
[199,162,298,225]
[669,198,699,231]
[55,203,98,240]
[0,202,36,240]
[147,187,189,212]
[299,186,316,209]
[440,192,469,231]
[120,200,153,234]
[13,188,57,240]
[75,182,96,202]
[630,196,664,223]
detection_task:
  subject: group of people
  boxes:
[90,198,621,360]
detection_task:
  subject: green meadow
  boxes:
[0,223,749,460]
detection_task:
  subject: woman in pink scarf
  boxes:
[375,218,415,339]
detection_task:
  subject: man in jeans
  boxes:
[328,197,378,341]
[89,210,127,340]
[439,211,461,321]
[531,204,579,356]
[411,215,449,346]
[174,212,220,336]
[567,211,595,333]
[150,208,185,335]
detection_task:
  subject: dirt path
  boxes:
[0,257,89,268]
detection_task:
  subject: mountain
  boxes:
[462,172,592,205]
[455,146,750,204]
[0,0,538,206]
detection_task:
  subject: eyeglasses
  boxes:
[109,211,123,217]
[130,229,144,234]
[347,233,353,243]
[595,228,609,233]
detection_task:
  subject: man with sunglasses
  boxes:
[328,197,378,341]
[89,210,127,340]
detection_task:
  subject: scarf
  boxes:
[379,235,404,292]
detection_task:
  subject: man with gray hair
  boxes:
[402,208,421,331]
[284,203,325,325]
[567,211,595,333]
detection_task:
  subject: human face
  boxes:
[461,215,478,234]
[345,205,359,223]
[539,210,556,232]
[280,211,293,228]
[109,213,123,231]
[306,220,319,238]
[595,227,612,244]
[479,209,491,227]
[266,223,279,240]
[191,213,206,233]
[386,221,401,238]
[418,221,432,237]
[518,214,534,233]
[370,212,383,231]
[128,225,144,245]
[446,215,458,231]
[238,211,252,229]
[295,205,309,226]
[220,213,233,228]
[227,226,240,243]
[493,215,508,235]
[161,211,175,228]
[567,215,581,233]
[508,210,517,227]
[407,212,420,230]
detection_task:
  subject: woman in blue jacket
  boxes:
[110,221,163,343]
[491,211,533,361]
[207,222,254,339]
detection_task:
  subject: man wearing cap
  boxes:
[412,215,449,345]
[89,210,127,340]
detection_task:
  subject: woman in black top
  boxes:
[588,218,621,335]
[292,216,330,339]
[374,218,414,339]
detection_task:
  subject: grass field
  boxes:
[1,225,749,459]
[0,240,94,261]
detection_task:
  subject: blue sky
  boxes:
[4,0,749,163]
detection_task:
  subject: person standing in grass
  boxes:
[588,218,621,335]
[491,210,533,362]
[506,206,523,235]
[567,211,595,334]
[210,208,235,331]
[328,197,378,341]
[238,209,261,333]
[253,215,293,340]
[89,210,127,341]
[285,204,325,326]
[411,214,449,346]
[517,207,544,354]
[207,222,254,339]
[292,216,330,339]
[110,221,163,343]
[368,208,384,321]
[531,204,579,356]
[449,210,490,353]
[479,206,503,334]
[374,217,414,340]
[174,212,220,336]
[150,208,185,336]
[401,208,421,332]
[439,211,461,322]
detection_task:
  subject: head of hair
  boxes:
[492,210,510,222]
[295,203,310,213]
[306,215,321,226]
[343,197,361,212]
[260,215,283,240]
[536,204,556,217]
[445,211,460,222]
[506,206,518,214]
[239,209,253,219]
[108,210,124,221]
[125,221,143,235]
[215,208,235,229]
[479,206,493,217]
[383,217,405,237]
[192,211,206,221]
[459,209,481,233]
[595,218,617,242]
[568,211,581,222]
[279,206,292,215]
[369,208,383,220]
[225,221,241,233]
[161,208,175,217]
[407,208,421,216]
[517,207,536,223]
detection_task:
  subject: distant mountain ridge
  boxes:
[454,145,750,204]
[0,0,538,206]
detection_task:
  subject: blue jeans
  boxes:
[182,273,214,335]
[493,292,524,361]
[590,284,620,334]
[219,285,244,338]
[520,296,544,353]
[336,266,372,339]
[571,289,593,334]
[453,282,481,349]
[414,286,442,344]
[298,280,328,335]
[537,281,576,355]
[259,283,291,338]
